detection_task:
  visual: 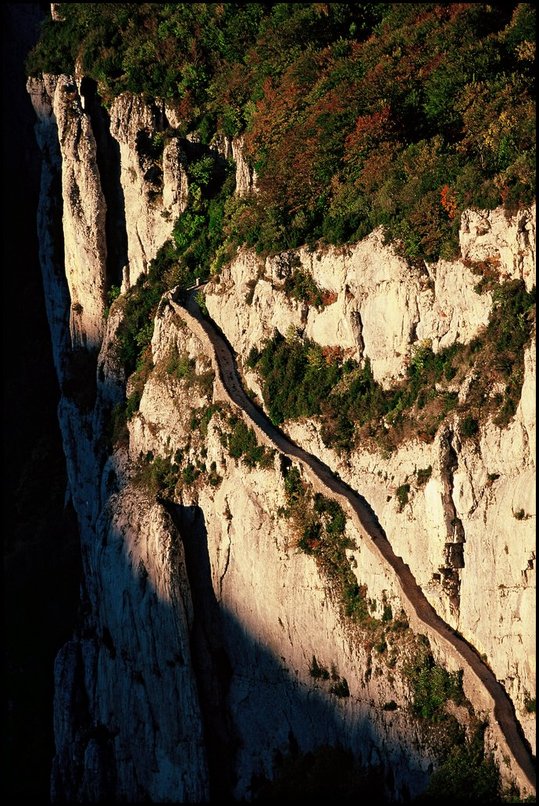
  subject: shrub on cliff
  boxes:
[225,414,274,468]
[418,724,501,804]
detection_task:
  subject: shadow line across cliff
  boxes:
[171,290,536,797]
[53,497,425,802]
[167,502,399,804]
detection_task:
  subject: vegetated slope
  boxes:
[27,2,535,264]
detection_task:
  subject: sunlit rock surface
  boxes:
[28,62,535,800]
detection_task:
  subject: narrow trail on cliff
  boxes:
[170,287,536,795]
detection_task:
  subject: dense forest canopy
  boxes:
[27,4,536,450]
[28,2,535,261]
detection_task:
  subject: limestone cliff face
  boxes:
[51,480,209,803]
[204,207,536,754]
[27,76,192,339]
[231,135,257,197]
[42,292,447,802]
[460,206,536,292]
[26,76,210,799]
[47,301,211,803]
[107,94,254,289]
[26,73,71,376]
[27,75,254,344]
[206,205,535,389]
[109,94,189,289]
[285,337,536,754]
[110,287,536,798]
[41,73,108,348]
[123,304,457,800]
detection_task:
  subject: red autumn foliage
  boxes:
[321,290,338,306]
[440,184,458,220]
[322,345,344,363]
[344,106,392,172]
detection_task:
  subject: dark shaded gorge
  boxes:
[2,4,81,800]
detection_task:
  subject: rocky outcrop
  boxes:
[50,3,63,22]
[106,98,257,290]
[28,73,108,350]
[232,136,256,197]
[28,76,193,335]
[109,94,189,289]
[52,75,108,349]
[460,204,536,292]
[163,137,189,219]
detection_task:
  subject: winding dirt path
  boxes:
[172,288,536,796]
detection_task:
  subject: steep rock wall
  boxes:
[204,209,536,754]
[170,298,536,793]
[27,78,194,342]
[51,480,210,803]
[51,74,108,348]
[25,80,213,793]
[231,135,257,197]
[284,338,536,754]
[42,289,458,801]
[107,94,255,290]
[46,298,211,802]
[26,73,71,377]
[36,243,535,801]
[126,300,536,797]
[460,206,536,292]
[28,62,535,800]
[109,94,189,289]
